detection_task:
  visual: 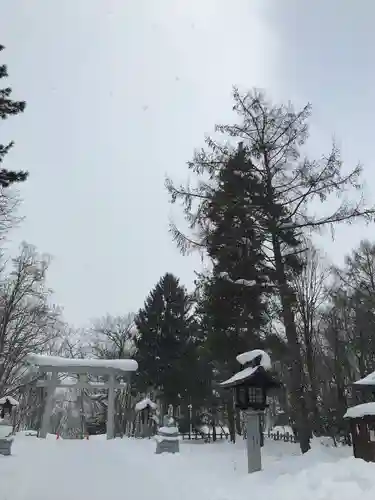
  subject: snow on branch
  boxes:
[218,271,256,287]
[135,398,158,412]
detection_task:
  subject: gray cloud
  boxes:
[1,1,372,323]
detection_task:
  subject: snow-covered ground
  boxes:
[1,433,375,500]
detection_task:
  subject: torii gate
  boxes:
[26,353,138,439]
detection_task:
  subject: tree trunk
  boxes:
[262,153,311,453]
[235,408,242,435]
[273,236,311,453]
[303,325,321,435]
[212,409,217,442]
[227,400,236,443]
[259,413,264,447]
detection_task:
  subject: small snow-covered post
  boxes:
[220,350,282,474]
[188,404,193,439]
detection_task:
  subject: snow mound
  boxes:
[0,434,372,500]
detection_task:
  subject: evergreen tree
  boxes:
[0,44,28,187]
[166,88,375,453]
[195,148,282,441]
[196,148,271,373]
[134,273,205,407]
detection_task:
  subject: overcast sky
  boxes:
[1,1,374,325]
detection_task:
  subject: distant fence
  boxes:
[180,429,296,443]
[265,430,296,443]
[180,430,229,442]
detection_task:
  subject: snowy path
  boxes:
[1,434,375,500]
[2,437,180,500]
[2,436,237,500]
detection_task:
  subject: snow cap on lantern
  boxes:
[220,349,282,411]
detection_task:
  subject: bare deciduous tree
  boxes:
[0,242,60,395]
[293,244,330,433]
[92,313,136,360]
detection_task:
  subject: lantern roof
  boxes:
[221,365,258,387]
[220,364,281,389]
[0,396,19,406]
[220,349,282,390]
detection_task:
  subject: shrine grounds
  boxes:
[2,432,375,500]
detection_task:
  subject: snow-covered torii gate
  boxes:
[26,354,138,440]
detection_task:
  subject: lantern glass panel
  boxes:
[236,386,248,408]
[248,387,264,405]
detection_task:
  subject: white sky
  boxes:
[1,1,375,325]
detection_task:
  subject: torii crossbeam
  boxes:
[26,353,138,439]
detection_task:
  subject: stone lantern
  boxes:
[0,398,14,419]
[221,349,282,473]
[155,415,180,454]
[0,396,18,456]
[0,396,18,420]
